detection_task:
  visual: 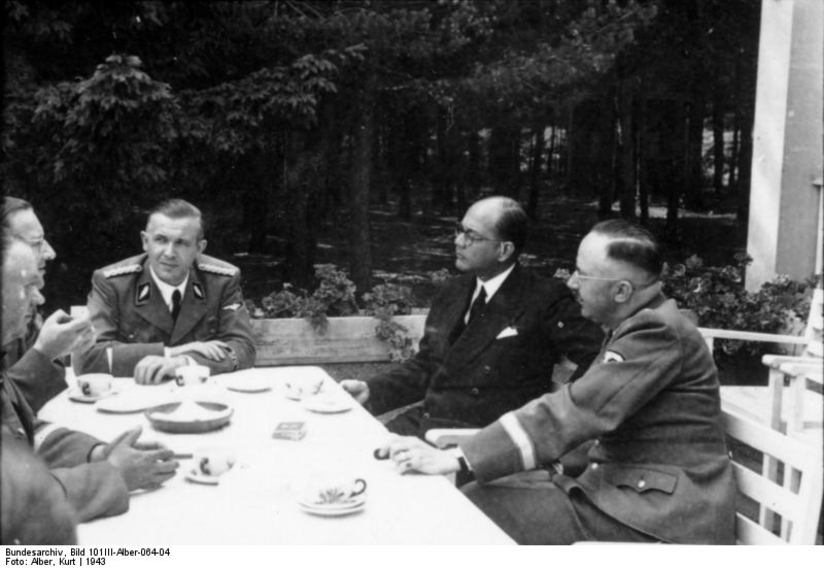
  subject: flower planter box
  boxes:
[251,314,427,366]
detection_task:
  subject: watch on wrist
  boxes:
[456,454,470,475]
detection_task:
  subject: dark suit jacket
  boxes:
[462,295,736,544]
[365,264,604,436]
[78,253,256,377]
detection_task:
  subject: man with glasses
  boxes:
[342,196,603,440]
[377,219,736,544]
[1,197,96,411]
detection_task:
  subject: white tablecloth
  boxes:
[39,367,514,545]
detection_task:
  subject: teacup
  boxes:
[76,373,113,397]
[285,375,324,399]
[175,364,211,387]
[304,473,367,505]
[192,446,236,478]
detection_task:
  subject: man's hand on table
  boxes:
[33,310,96,361]
[375,435,461,476]
[340,380,370,405]
[92,427,179,491]
[134,355,188,384]
[167,340,229,361]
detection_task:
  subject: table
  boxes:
[38,367,515,545]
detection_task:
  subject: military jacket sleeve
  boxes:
[49,463,129,522]
[461,308,683,482]
[6,345,67,414]
[181,269,256,374]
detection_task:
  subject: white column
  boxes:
[746,0,824,291]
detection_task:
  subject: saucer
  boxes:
[298,500,366,517]
[225,377,271,393]
[298,495,365,510]
[185,469,221,485]
[302,396,353,414]
[68,388,118,404]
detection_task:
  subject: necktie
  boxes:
[171,289,182,322]
[467,286,487,325]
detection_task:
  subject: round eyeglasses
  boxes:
[455,223,502,247]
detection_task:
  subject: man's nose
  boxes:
[162,242,175,257]
[42,239,56,261]
[31,288,46,306]
[566,273,579,290]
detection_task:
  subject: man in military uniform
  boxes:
[76,198,255,383]
[376,219,736,544]
[2,236,179,523]
[2,197,96,411]
[342,196,603,440]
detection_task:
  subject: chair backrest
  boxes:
[723,407,823,544]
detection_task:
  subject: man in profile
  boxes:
[1,236,179,522]
[343,196,603,439]
[77,198,256,383]
[2,196,95,411]
[378,219,736,544]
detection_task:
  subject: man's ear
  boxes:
[498,242,516,263]
[197,239,207,256]
[613,280,634,303]
[141,231,149,253]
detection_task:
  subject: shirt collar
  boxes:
[472,263,516,304]
[149,265,189,311]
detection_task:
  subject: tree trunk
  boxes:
[527,125,544,220]
[666,101,686,236]
[617,80,636,218]
[246,149,274,254]
[638,93,650,225]
[467,129,481,203]
[348,76,375,296]
[684,94,705,209]
[712,90,725,195]
[736,106,754,232]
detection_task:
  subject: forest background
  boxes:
[2,0,792,335]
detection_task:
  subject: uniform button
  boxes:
[637,479,646,489]
[593,439,600,446]
[483,365,491,374]
[591,463,599,470]
[423,412,430,419]
[470,388,479,396]
[557,321,564,328]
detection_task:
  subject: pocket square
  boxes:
[496,326,518,339]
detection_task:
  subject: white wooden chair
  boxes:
[723,406,823,544]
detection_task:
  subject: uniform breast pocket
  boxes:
[605,466,678,495]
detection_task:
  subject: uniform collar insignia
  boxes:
[193,282,205,300]
[136,282,151,304]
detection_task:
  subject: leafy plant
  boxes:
[663,253,817,356]
[363,283,418,362]
[251,264,358,333]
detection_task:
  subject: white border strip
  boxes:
[500,413,536,470]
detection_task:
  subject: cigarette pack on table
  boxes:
[272,421,306,441]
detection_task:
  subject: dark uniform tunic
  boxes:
[461,295,736,544]
[78,253,256,377]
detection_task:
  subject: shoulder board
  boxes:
[198,262,238,277]
[103,264,142,278]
